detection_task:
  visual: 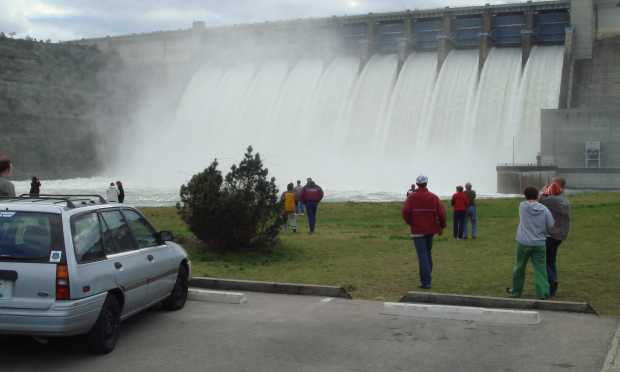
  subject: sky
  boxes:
[0,0,529,41]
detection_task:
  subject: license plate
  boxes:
[0,280,12,300]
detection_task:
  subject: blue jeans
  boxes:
[296,200,304,214]
[305,201,318,232]
[464,206,477,238]
[453,211,466,239]
[413,235,434,287]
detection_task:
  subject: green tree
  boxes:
[179,146,285,250]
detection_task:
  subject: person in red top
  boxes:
[300,178,324,234]
[401,175,446,289]
[451,185,469,240]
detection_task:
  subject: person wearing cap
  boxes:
[402,175,447,289]
[301,177,324,234]
[463,182,477,239]
[0,156,16,198]
[106,182,119,203]
[538,177,571,297]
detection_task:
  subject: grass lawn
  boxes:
[141,192,620,315]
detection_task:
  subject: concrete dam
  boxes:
[55,0,620,195]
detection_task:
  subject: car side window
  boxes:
[71,213,106,263]
[122,209,159,249]
[100,210,136,253]
[100,213,120,255]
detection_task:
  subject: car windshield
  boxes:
[0,211,63,262]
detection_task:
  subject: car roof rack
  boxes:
[0,194,107,209]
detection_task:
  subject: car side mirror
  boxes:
[158,231,174,243]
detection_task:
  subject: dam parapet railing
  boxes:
[70,0,571,73]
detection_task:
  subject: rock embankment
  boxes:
[0,36,129,180]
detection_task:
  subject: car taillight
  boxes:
[56,264,70,300]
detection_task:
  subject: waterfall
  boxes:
[238,60,290,152]
[259,59,324,160]
[381,52,437,160]
[418,50,480,156]
[207,63,256,158]
[515,46,565,163]
[338,54,399,157]
[466,48,523,185]
[119,46,565,196]
[303,57,360,151]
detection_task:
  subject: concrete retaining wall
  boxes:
[541,109,620,168]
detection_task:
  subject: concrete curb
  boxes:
[188,288,248,304]
[382,302,541,325]
[400,291,598,314]
[602,324,620,372]
[190,277,352,299]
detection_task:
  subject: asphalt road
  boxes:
[1,292,618,372]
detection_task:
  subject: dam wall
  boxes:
[74,1,571,71]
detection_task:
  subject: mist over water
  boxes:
[98,45,565,204]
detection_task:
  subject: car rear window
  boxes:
[0,211,64,262]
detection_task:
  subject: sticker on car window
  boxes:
[0,211,16,218]
[49,251,62,263]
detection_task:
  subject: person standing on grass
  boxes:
[294,180,304,215]
[451,185,468,240]
[539,177,571,297]
[507,186,554,300]
[0,156,16,198]
[116,181,125,203]
[29,176,41,197]
[401,175,446,289]
[464,182,477,239]
[106,182,119,203]
[406,184,416,197]
[281,183,297,233]
[301,178,324,234]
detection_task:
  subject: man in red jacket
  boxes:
[401,175,446,289]
[451,185,469,239]
[301,178,324,234]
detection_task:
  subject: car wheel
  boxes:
[162,264,189,311]
[87,294,121,354]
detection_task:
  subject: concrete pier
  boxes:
[437,12,453,72]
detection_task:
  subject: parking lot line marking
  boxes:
[320,297,334,303]
[601,324,620,372]
[189,288,248,304]
[382,302,541,325]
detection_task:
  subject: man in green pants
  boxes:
[507,186,555,299]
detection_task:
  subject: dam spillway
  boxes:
[136,45,564,194]
[90,0,573,195]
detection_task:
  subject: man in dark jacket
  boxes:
[464,182,477,239]
[401,175,446,289]
[301,178,324,233]
[539,177,571,297]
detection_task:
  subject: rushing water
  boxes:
[105,46,564,202]
[11,177,513,207]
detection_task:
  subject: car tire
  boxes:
[86,294,121,355]
[162,264,189,311]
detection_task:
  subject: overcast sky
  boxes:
[1,0,530,41]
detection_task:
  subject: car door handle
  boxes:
[147,255,154,262]
[114,262,123,270]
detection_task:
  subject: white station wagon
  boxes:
[0,195,191,354]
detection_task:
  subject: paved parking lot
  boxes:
[1,292,618,372]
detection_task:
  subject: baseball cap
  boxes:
[416,175,428,184]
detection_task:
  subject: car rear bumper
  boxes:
[0,292,107,337]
